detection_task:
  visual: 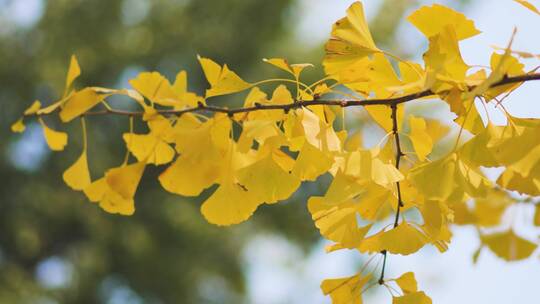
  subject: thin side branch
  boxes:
[378,104,405,285]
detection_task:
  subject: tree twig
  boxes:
[378,104,405,285]
[30,73,540,118]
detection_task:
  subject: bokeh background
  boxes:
[2,0,540,303]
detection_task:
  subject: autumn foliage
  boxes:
[10,1,540,303]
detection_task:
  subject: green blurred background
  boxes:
[0,1,470,303]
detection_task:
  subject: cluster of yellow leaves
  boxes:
[322,271,433,304]
[9,1,540,303]
[317,1,540,302]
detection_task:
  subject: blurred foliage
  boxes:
[0,0,306,303]
[0,0,469,303]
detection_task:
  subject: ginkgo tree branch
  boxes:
[378,104,405,285]
[29,72,540,119]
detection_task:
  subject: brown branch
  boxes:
[33,72,540,118]
[378,104,405,285]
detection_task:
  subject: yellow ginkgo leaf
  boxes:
[63,151,91,191]
[23,100,41,115]
[59,88,103,122]
[481,229,537,261]
[324,170,366,203]
[409,116,433,161]
[129,72,179,106]
[83,177,135,215]
[298,108,341,152]
[159,155,220,197]
[514,0,540,15]
[344,132,363,152]
[174,115,232,168]
[200,182,261,226]
[172,70,188,95]
[328,57,371,90]
[395,272,418,294]
[340,2,378,52]
[198,56,251,98]
[407,4,480,40]
[83,178,107,202]
[11,118,25,133]
[314,83,331,96]
[458,123,499,168]
[123,133,175,165]
[238,120,281,152]
[65,55,81,93]
[321,273,371,304]
[237,154,301,204]
[243,86,268,108]
[472,189,512,227]
[393,61,425,94]
[466,32,520,101]
[393,291,432,304]
[488,118,540,178]
[423,26,469,91]
[365,104,404,133]
[323,2,380,78]
[310,199,372,248]
[105,162,146,200]
[307,171,372,248]
[292,142,334,181]
[90,87,146,108]
[483,52,525,100]
[409,153,456,200]
[37,99,66,115]
[452,98,485,136]
[411,152,490,200]
[342,183,394,222]
[339,150,372,180]
[497,168,540,196]
[39,119,68,151]
[263,58,313,78]
[198,56,221,85]
[171,70,204,108]
[425,118,450,143]
[367,53,403,98]
[99,188,135,216]
[148,140,175,165]
[420,200,444,239]
[270,84,294,105]
[359,222,428,255]
[371,158,404,187]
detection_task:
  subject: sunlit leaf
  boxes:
[65,55,81,93]
[60,88,103,122]
[395,272,418,294]
[409,116,433,161]
[321,273,371,304]
[11,118,25,133]
[23,100,41,115]
[514,0,540,15]
[481,229,537,261]
[63,151,91,191]
[39,119,68,151]
[407,4,480,40]
[393,291,432,304]
[198,55,251,97]
[359,222,428,255]
[105,162,146,200]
